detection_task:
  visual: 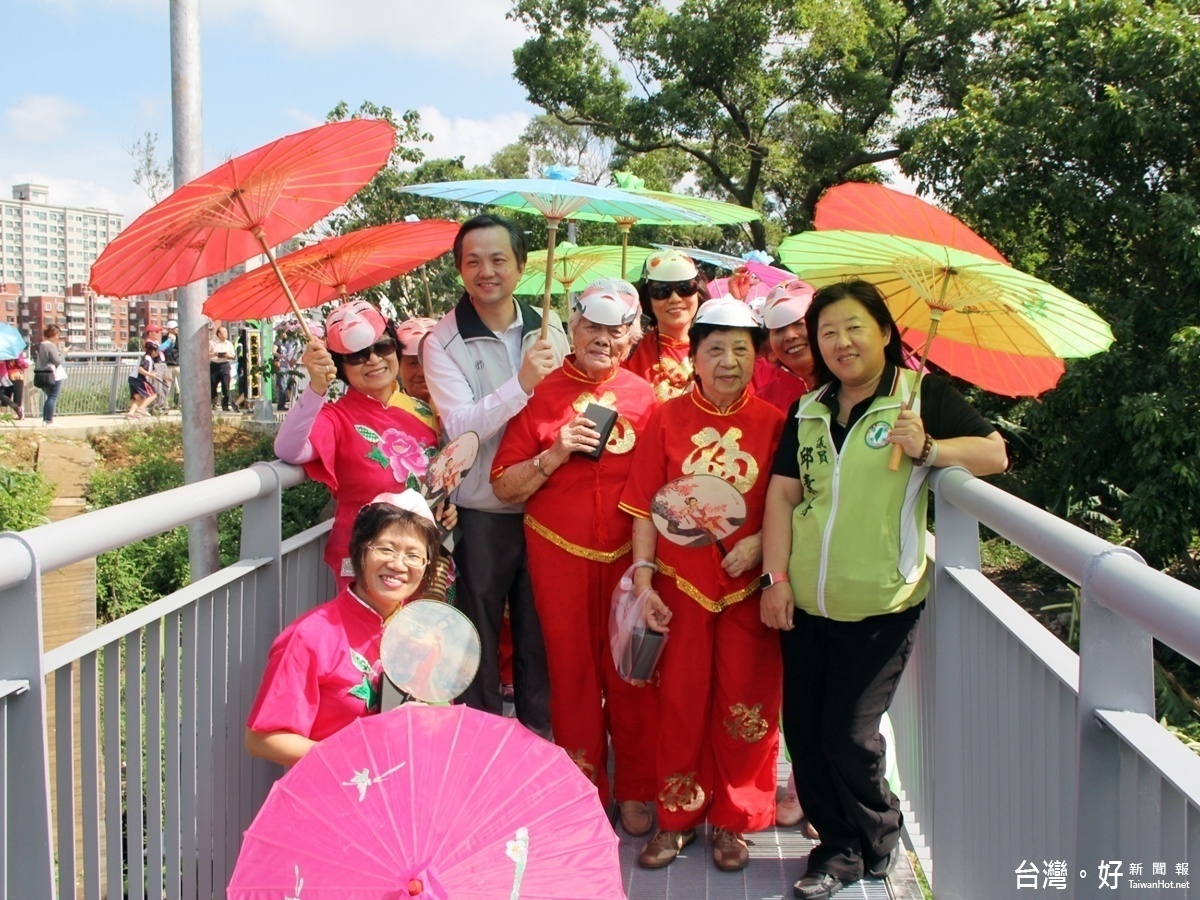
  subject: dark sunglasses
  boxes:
[341,338,398,366]
[648,280,700,300]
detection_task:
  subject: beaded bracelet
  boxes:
[917,434,936,467]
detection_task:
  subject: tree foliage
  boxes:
[902,0,1200,571]
[128,130,173,203]
[321,101,464,317]
[509,0,1005,244]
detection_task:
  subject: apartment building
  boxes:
[0,184,123,297]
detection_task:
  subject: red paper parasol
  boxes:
[90,119,396,337]
[228,704,624,899]
[202,220,457,321]
[812,182,1066,398]
[814,182,1008,263]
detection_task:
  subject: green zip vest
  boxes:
[787,368,931,622]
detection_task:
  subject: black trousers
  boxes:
[0,380,22,413]
[452,508,551,733]
[780,602,923,882]
[210,361,231,410]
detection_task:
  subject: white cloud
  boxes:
[1,168,151,219]
[203,0,527,71]
[6,96,85,143]
[416,107,530,168]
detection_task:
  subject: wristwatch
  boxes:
[760,572,789,590]
[532,453,549,476]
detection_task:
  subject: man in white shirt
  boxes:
[421,215,569,733]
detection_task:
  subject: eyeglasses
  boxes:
[648,280,700,301]
[341,338,398,366]
[366,545,428,568]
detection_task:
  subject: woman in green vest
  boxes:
[760,280,1007,900]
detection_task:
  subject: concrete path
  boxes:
[1,408,268,440]
[612,753,923,900]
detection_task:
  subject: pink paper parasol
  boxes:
[708,260,795,301]
[228,704,624,899]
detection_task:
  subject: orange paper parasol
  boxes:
[202,220,457,321]
[813,182,1066,398]
[90,119,396,337]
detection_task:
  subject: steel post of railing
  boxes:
[930,467,983,899]
[1076,546,1155,877]
[238,463,285,838]
[108,357,122,414]
[0,533,56,900]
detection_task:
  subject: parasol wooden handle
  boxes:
[888,313,941,471]
[540,220,560,342]
[419,265,434,317]
[252,227,312,341]
[887,421,910,471]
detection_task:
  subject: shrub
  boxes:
[88,424,329,622]
[0,465,55,531]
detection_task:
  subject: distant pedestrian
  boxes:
[33,324,66,425]
[126,339,159,420]
[160,320,181,407]
[273,324,302,411]
[209,325,234,412]
[0,352,27,419]
[149,342,169,414]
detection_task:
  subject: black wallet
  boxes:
[580,402,618,460]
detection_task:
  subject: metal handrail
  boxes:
[933,466,1200,665]
[0,460,305,590]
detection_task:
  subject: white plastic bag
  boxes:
[609,563,668,683]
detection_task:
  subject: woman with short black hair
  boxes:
[762,280,1007,900]
[245,491,441,767]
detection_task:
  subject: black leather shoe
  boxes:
[793,871,852,899]
[867,846,899,879]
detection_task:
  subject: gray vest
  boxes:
[434,294,569,513]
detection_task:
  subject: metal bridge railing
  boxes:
[0,461,331,900]
[890,467,1200,898]
[4,463,1200,898]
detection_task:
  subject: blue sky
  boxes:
[1,0,538,220]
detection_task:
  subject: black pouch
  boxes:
[579,402,618,461]
[627,626,667,681]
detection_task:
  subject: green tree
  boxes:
[127,130,173,203]
[509,0,1004,245]
[903,0,1200,572]
[322,102,467,316]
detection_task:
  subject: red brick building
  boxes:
[0,282,19,329]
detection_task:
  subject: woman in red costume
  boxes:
[492,278,660,837]
[274,300,454,585]
[619,296,785,874]
[757,279,818,414]
[623,249,708,403]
